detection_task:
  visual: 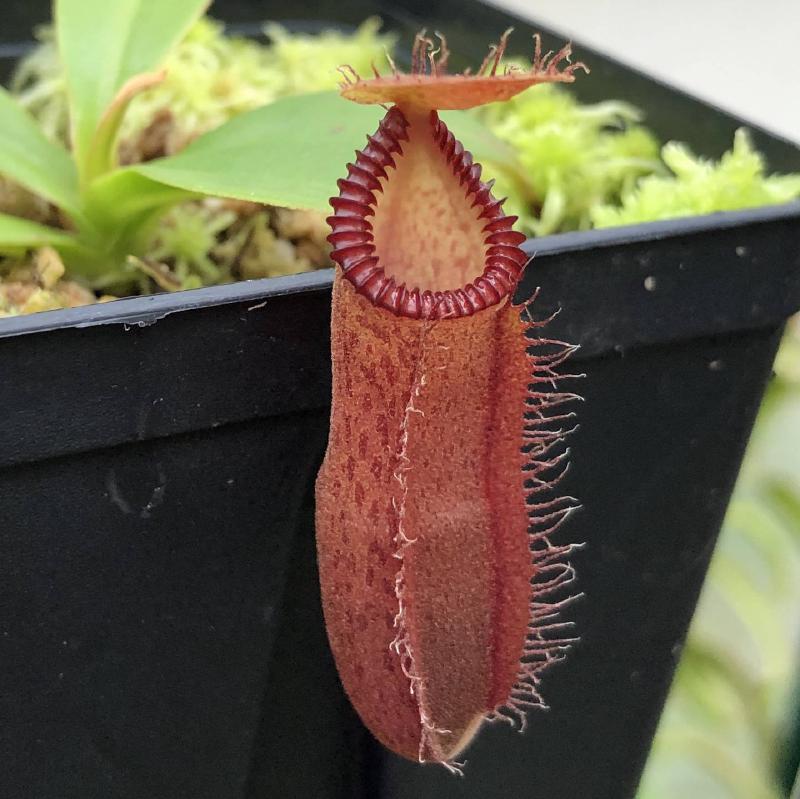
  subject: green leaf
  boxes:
[83,70,167,183]
[129,92,382,211]
[84,170,195,229]
[0,213,130,281]
[0,212,85,254]
[128,91,521,212]
[0,87,81,219]
[55,0,209,183]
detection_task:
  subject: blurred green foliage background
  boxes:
[637,321,800,799]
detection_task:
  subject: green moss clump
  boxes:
[591,129,800,228]
[478,80,663,236]
[0,246,97,317]
[133,201,331,291]
[143,201,239,289]
[259,19,395,98]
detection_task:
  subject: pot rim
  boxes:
[1,202,798,341]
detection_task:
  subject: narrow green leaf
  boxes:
[55,0,209,182]
[85,170,195,228]
[0,212,84,253]
[128,91,520,212]
[84,70,167,183]
[0,213,124,280]
[0,87,81,218]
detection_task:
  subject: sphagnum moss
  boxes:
[1,16,798,317]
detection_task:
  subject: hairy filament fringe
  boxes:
[490,314,582,730]
[338,29,588,84]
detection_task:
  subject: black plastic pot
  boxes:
[2,2,799,798]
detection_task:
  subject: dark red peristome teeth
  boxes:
[327,107,528,320]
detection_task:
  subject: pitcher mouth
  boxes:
[327,106,528,320]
